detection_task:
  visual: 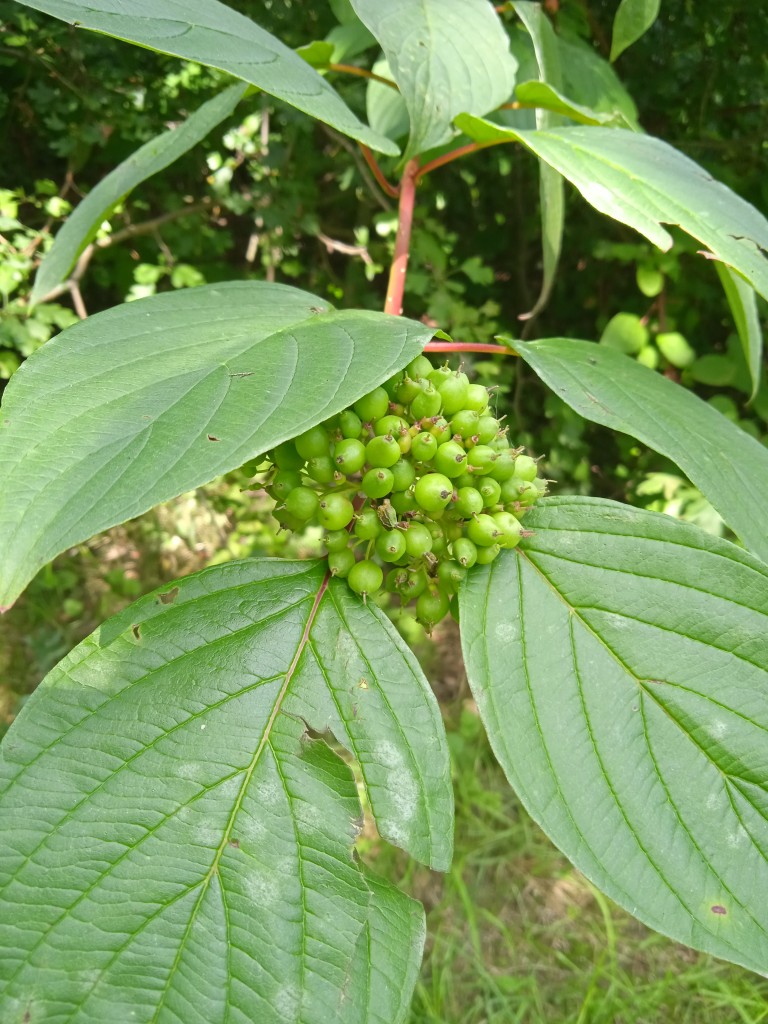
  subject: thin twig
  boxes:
[359,145,400,198]
[415,139,511,180]
[328,63,400,89]
[320,127,393,211]
[317,232,373,266]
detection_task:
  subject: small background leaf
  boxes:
[0,283,434,606]
[0,558,452,1020]
[460,497,768,975]
[515,336,768,564]
[15,0,397,154]
[715,263,764,401]
[350,0,517,161]
[610,0,662,62]
[454,120,768,303]
[30,83,247,306]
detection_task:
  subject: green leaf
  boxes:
[512,2,564,322]
[14,0,398,155]
[515,81,628,126]
[558,35,640,128]
[715,264,764,402]
[514,337,768,564]
[0,558,452,1019]
[453,120,768,304]
[610,0,661,62]
[366,60,409,144]
[460,497,768,974]
[0,283,435,607]
[350,0,517,162]
[29,83,246,307]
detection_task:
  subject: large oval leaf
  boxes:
[514,336,768,565]
[454,118,768,303]
[460,497,768,975]
[30,83,247,307]
[0,283,434,607]
[15,0,397,155]
[351,0,517,161]
[0,558,452,1021]
[716,263,764,402]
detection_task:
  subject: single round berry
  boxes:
[452,537,478,568]
[284,486,320,521]
[295,425,331,461]
[339,409,363,439]
[383,371,404,398]
[467,513,501,547]
[476,415,501,445]
[362,467,395,499]
[416,587,451,628]
[318,493,355,531]
[269,469,302,502]
[376,529,407,563]
[478,477,502,508]
[438,559,467,593]
[328,548,355,577]
[414,473,454,512]
[404,522,433,558]
[426,520,447,555]
[390,459,416,492]
[365,434,401,468]
[375,414,409,438]
[397,566,428,600]
[354,507,382,540]
[395,375,422,404]
[474,543,501,565]
[354,386,389,423]
[306,455,336,484]
[499,476,531,505]
[515,454,538,482]
[348,559,383,596]
[427,364,453,387]
[334,438,366,475]
[410,383,442,420]
[429,417,452,445]
[390,488,418,516]
[271,441,305,471]
[454,486,484,518]
[325,529,352,552]
[493,511,523,549]
[489,449,517,482]
[466,445,498,476]
[407,355,433,380]
[437,372,469,415]
[434,440,468,479]
[412,431,438,462]
[450,409,480,440]
[464,383,490,413]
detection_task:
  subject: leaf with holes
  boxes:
[0,558,452,1021]
[460,497,768,975]
[0,282,435,607]
[14,0,397,155]
[350,0,517,162]
[30,83,247,307]
[454,119,768,303]
[512,336,768,564]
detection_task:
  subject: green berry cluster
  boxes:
[262,355,548,630]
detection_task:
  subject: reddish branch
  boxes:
[328,64,399,89]
[359,146,399,198]
[424,342,516,355]
[384,159,419,316]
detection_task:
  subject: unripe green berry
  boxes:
[306,455,336,484]
[404,522,433,558]
[328,548,355,577]
[365,434,401,468]
[390,459,416,491]
[339,410,363,439]
[452,537,478,568]
[395,375,422,404]
[476,415,501,445]
[428,417,452,445]
[499,476,532,504]
[269,469,302,501]
[375,415,409,438]
[325,529,352,552]
[348,559,383,596]
[464,383,490,412]
[515,454,538,482]
[383,371,404,398]
[410,382,442,420]
[295,425,331,461]
[434,440,468,479]
[478,477,502,508]
[284,486,320,521]
[474,543,501,565]
[437,372,470,415]
[454,486,484,518]
[334,438,366,475]
[318,493,355,531]
[407,355,433,379]
[493,511,523,549]
[271,441,305,471]
[414,473,454,512]
[489,449,517,482]
[416,587,451,628]
[397,566,428,600]
[376,529,407,563]
[466,444,498,476]
[438,559,467,593]
[450,409,480,440]
[426,520,447,555]
[489,432,511,452]
[355,507,382,540]
[467,513,501,547]
[412,431,438,461]
[427,364,453,387]
[362,467,395,499]
[354,387,389,423]
[390,488,418,516]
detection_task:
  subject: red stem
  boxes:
[359,145,399,198]
[415,140,508,181]
[384,158,420,316]
[424,342,516,355]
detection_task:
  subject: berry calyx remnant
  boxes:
[261,357,550,631]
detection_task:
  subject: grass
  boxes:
[2,500,767,1023]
